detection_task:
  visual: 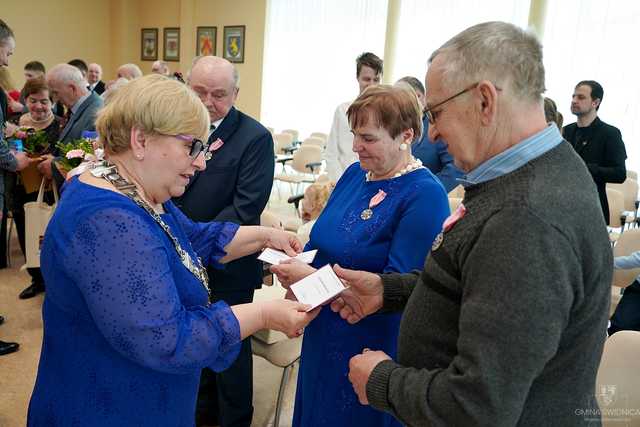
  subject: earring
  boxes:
[399,143,408,151]
[136,154,143,160]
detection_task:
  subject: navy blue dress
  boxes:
[28,178,242,427]
[292,163,449,427]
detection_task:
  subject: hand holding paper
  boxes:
[259,248,317,265]
[290,265,347,311]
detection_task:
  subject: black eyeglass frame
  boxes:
[424,82,480,125]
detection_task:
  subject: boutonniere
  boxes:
[205,138,224,161]
[360,189,387,220]
[432,203,466,252]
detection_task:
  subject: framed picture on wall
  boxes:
[223,25,245,63]
[163,27,180,62]
[141,28,158,61]
[196,26,217,56]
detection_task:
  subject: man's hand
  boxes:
[330,265,384,324]
[37,155,54,178]
[348,349,392,405]
[14,152,32,171]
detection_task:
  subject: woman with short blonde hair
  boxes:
[28,74,319,426]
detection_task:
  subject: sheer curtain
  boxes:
[260,0,388,138]
[542,0,640,171]
[391,0,531,84]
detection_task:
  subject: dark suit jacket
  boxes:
[175,106,275,292]
[92,80,106,96]
[59,92,103,144]
[564,117,627,224]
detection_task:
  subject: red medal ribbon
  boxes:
[369,189,387,209]
[442,203,466,232]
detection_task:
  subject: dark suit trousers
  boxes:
[197,289,254,427]
[609,280,640,335]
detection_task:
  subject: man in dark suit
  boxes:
[563,80,626,224]
[19,63,103,299]
[175,56,274,427]
[87,63,106,95]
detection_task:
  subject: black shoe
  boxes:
[19,282,45,299]
[0,315,4,325]
[0,340,19,356]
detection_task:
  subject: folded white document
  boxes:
[258,248,318,265]
[290,264,347,311]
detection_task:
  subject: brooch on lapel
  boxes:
[205,138,224,161]
[432,203,467,251]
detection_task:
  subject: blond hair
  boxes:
[96,74,210,155]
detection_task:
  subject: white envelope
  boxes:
[258,248,318,265]
[290,264,347,311]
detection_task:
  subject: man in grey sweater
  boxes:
[330,22,611,426]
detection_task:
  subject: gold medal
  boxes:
[360,208,373,220]
[431,232,444,251]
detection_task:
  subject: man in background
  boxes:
[117,63,143,80]
[151,60,171,76]
[176,56,274,427]
[0,18,31,355]
[563,80,626,224]
[396,76,463,192]
[325,52,382,182]
[87,63,105,95]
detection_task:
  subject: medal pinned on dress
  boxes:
[361,189,387,220]
[205,138,224,161]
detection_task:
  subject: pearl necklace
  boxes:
[366,157,425,181]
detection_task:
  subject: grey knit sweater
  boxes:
[367,142,611,426]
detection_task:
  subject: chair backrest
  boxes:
[291,145,323,174]
[608,179,639,212]
[628,170,638,181]
[596,331,640,426]
[273,133,294,154]
[448,197,462,213]
[301,137,325,149]
[612,228,640,287]
[449,184,465,198]
[281,129,299,142]
[606,188,625,227]
[309,132,328,143]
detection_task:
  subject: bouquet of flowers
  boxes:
[55,138,97,172]
[12,127,51,157]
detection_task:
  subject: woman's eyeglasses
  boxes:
[174,134,207,159]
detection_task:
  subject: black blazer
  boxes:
[92,80,106,96]
[175,107,275,292]
[564,117,627,224]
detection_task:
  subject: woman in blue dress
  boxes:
[272,85,450,427]
[27,74,319,427]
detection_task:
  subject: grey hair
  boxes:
[429,21,545,103]
[102,77,130,104]
[118,63,143,79]
[0,19,14,44]
[190,55,240,88]
[48,63,85,87]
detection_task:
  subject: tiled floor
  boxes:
[0,182,304,427]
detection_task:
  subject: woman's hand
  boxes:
[270,259,316,287]
[260,299,321,338]
[265,229,303,257]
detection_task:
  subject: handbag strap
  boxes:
[36,178,60,205]
[90,161,211,296]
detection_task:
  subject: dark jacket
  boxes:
[564,117,626,224]
[175,106,275,292]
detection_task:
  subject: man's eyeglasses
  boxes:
[424,82,480,125]
[174,134,207,159]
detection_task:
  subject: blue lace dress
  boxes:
[27,178,242,427]
[292,163,450,427]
